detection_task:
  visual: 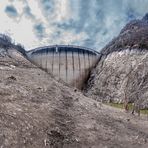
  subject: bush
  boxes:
[15,44,26,56]
[0,33,26,55]
[0,34,13,49]
[139,41,148,49]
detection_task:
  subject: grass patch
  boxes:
[140,109,148,114]
[105,103,148,115]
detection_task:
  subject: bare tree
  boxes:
[123,53,148,115]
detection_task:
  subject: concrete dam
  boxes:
[27,45,101,89]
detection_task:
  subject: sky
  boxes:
[0,0,148,51]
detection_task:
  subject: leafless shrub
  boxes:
[0,33,26,55]
[123,54,148,115]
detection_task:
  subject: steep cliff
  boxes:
[85,13,148,109]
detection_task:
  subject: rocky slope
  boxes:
[85,14,148,109]
[101,13,148,55]
[0,47,148,147]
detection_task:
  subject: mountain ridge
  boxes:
[100,13,148,55]
[86,13,148,111]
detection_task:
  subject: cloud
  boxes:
[34,23,45,39]
[23,5,35,20]
[5,5,18,17]
[0,0,148,51]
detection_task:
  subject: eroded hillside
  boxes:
[0,47,148,148]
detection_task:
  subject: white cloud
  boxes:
[0,0,148,51]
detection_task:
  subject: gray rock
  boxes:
[85,13,148,109]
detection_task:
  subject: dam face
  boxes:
[27,45,101,89]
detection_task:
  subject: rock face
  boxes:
[85,14,148,108]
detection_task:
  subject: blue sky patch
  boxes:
[5,5,18,17]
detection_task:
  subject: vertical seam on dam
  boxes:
[59,49,61,79]
[72,51,75,86]
[83,50,86,79]
[52,50,54,73]
[88,52,90,68]
[40,52,42,68]
[78,50,81,78]
[83,50,86,70]
[45,50,48,71]
[66,49,68,82]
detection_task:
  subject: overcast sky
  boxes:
[0,0,148,51]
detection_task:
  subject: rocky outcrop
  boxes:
[85,14,148,109]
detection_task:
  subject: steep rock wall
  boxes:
[85,14,148,108]
[86,49,148,108]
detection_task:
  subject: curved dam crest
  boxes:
[27,45,101,89]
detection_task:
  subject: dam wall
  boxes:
[27,45,101,89]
